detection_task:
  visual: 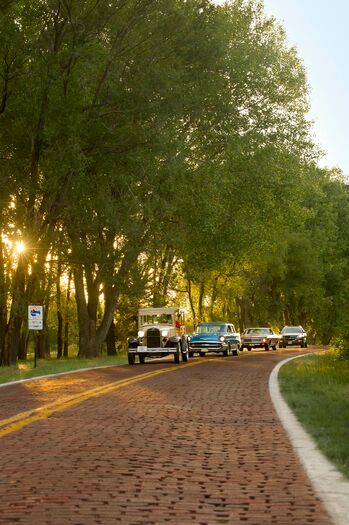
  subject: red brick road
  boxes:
[0,348,332,524]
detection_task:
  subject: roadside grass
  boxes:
[279,349,349,479]
[0,352,128,386]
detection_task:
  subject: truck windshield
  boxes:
[140,314,173,326]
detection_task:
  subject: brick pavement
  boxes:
[0,348,332,524]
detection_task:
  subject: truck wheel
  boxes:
[128,353,135,365]
[181,335,189,362]
[181,351,188,362]
[223,344,229,357]
[174,344,181,363]
[139,355,145,364]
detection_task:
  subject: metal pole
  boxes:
[34,333,37,368]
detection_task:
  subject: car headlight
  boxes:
[138,330,144,337]
[262,338,266,343]
[219,336,225,342]
[187,336,191,341]
[161,330,168,337]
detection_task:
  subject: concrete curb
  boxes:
[0,364,122,389]
[269,353,349,525]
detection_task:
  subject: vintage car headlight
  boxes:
[138,330,145,337]
[219,336,225,342]
[262,338,267,343]
[161,330,168,337]
[187,336,191,342]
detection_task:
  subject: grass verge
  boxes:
[279,349,349,479]
[0,353,128,386]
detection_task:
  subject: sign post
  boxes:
[28,305,43,368]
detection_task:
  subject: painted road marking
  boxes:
[0,360,209,439]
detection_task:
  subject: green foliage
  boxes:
[331,334,349,361]
[2,0,349,362]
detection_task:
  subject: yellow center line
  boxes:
[0,359,207,439]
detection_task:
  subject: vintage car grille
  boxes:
[243,337,264,344]
[146,328,161,348]
[190,342,221,349]
[284,336,298,341]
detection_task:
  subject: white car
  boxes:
[127,307,189,364]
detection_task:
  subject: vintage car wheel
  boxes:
[223,343,230,357]
[247,346,252,351]
[139,355,145,364]
[189,351,194,357]
[272,344,278,351]
[174,344,181,363]
[181,335,189,362]
[128,353,135,365]
[232,345,240,356]
[199,351,205,357]
[264,343,270,351]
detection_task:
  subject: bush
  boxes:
[331,333,349,360]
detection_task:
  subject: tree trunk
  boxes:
[209,275,219,318]
[105,284,117,355]
[56,261,63,358]
[106,320,117,356]
[187,279,197,328]
[198,282,205,322]
[4,254,26,365]
[18,328,28,360]
[0,234,8,363]
[63,270,72,358]
[74,265,98,358]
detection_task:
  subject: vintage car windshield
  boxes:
[196,324,226,334]
[281,327,302,334]
[244,328,271,335]
[140,314,173,326]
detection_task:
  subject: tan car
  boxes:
[240,327,281,351]
[127,307,189,364]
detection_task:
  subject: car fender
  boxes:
[165,336,180,348]
[127,337,138,349]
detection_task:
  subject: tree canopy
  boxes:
[1,0,348,364]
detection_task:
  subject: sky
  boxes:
[214,0,349,175]
[263,0,349,175]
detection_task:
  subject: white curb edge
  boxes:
[0,364,121,389]
[269,353,349,525]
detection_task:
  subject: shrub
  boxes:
[331,333,349,360]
